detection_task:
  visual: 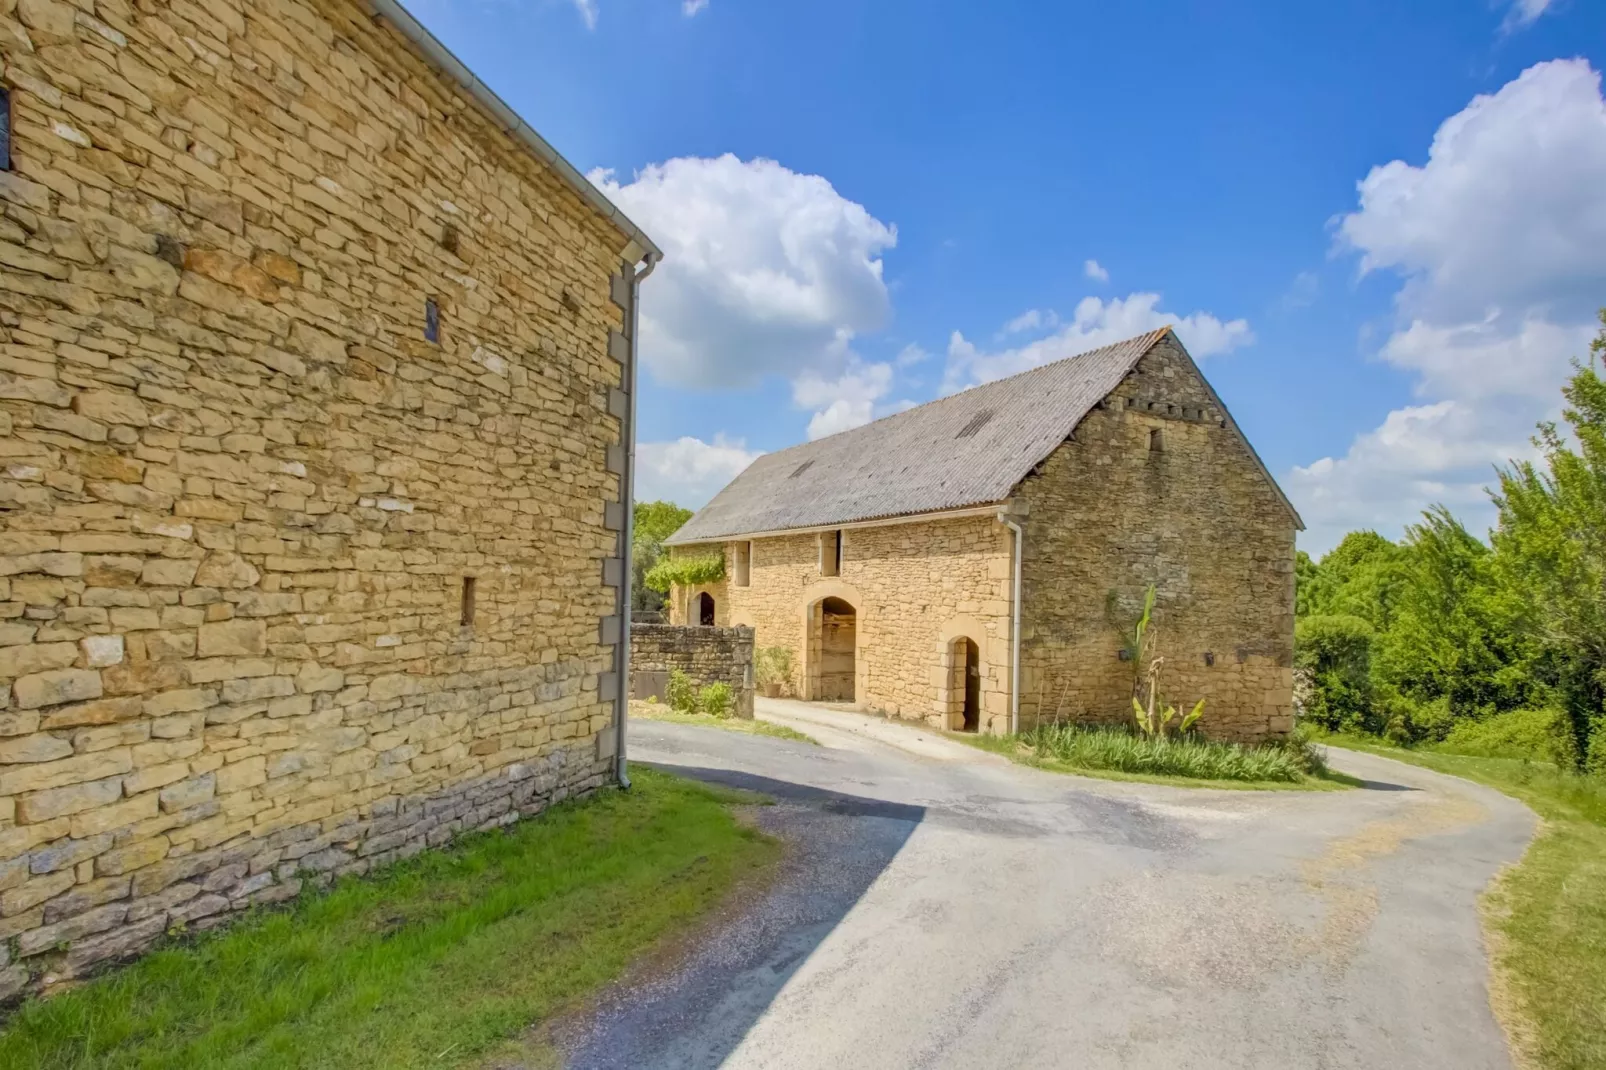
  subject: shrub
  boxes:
[698,682,734,719]
[666,669,696,713]
[1437,706,1570,762]
[1295,614,1377,733]
[755,646,795,694]
[1019,724,1311,783]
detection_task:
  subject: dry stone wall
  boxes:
[629,624,754,719]
[670,517,1014,732]
[1014,335,1297,741]
[0,0,634,996]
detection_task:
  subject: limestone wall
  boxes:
[0,0,633,995]
[669,516,1014,732]
[1014,334,1297,741]
[629,624,754,719]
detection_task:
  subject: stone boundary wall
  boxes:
[630,625,754,719]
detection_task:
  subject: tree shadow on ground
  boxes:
[550,765,924,1070]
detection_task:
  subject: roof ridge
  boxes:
[755,326,1173,463]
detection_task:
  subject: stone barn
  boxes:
[0,0,656,994]
[664,328,1302,741]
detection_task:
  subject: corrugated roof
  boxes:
[666,329,1174,544]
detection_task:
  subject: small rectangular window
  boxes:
[1149,428,1163,453]
[1,88,11,171]
[734,541,751,587]
[425,297,440,343]
[459,576,476,626]
[821,530,840,577]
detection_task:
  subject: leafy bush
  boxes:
[1295,614,1377,733]
[697,682,734,719]
[643,552,726,595]
[755,646,795,694]
[1435,706,1565,761]
[666,669,696,714]
[1020,724,1313,783]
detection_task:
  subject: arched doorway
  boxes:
[960,638,980,732]
[944,636,981,731]
[817,596,856,701]
[697,591,715,626]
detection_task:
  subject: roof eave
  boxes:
[664,501,1010,546]
[365,0,662,262]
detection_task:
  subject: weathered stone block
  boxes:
[13,669,103,710]
[196,620,266,658]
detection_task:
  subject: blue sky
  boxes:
[408,0,1606,553]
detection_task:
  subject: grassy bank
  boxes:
[960,724,1353,791]
[1321,735,1606,1070]
[0,768,779,1070]
[631,700,817,744]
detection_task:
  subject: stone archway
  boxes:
[801,580,866,703]
[936,617,991,732]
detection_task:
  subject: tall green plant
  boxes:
[1492,311,1606,768]
[1109,584,1157,701]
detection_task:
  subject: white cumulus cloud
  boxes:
[682,0,709,13]
[591,155,897,393]
[1293,59,1606,554]
[636,434,763,507]
[944,293,1252,391]
[1084,259,1110,283]
[793,359,900,440]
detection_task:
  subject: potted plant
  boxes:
[756,646,794,698]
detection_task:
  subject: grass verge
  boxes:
[631,700,817,744]
[0,767,780,1070]
[958,725,1355,791]
[1320,734,1606,1070]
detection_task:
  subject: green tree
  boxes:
[631,500,692,617]
[1377,506,1535,719]
[1491,311,1606,769]
[1300,530,1408,629]
[1295,614,1377,733]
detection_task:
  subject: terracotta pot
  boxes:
[763,681,782,698]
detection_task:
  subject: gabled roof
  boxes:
[670,329,1192,545]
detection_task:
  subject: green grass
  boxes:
[0,768,780,1070]
[1320,734,1606,1070]
[958,724,1354,791]
[631,700,817,744]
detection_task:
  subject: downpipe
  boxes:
[1000,511,1024,736]
[615,251,659,789]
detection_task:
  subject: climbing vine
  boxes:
[643,552,726,594]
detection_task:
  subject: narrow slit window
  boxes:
[734,541,751,587]
[0,88,11,171]
[441,224,459,255]
[1149,428,1163,453]
[459,576,476,626]
[821,530,840,577]
[425,297,440,343]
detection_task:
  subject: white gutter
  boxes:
[614,253,659,789]
[365,0,662,262]
[999,510,1025,736]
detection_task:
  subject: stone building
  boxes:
[0,0,657,994]
[665,328,1302,741]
